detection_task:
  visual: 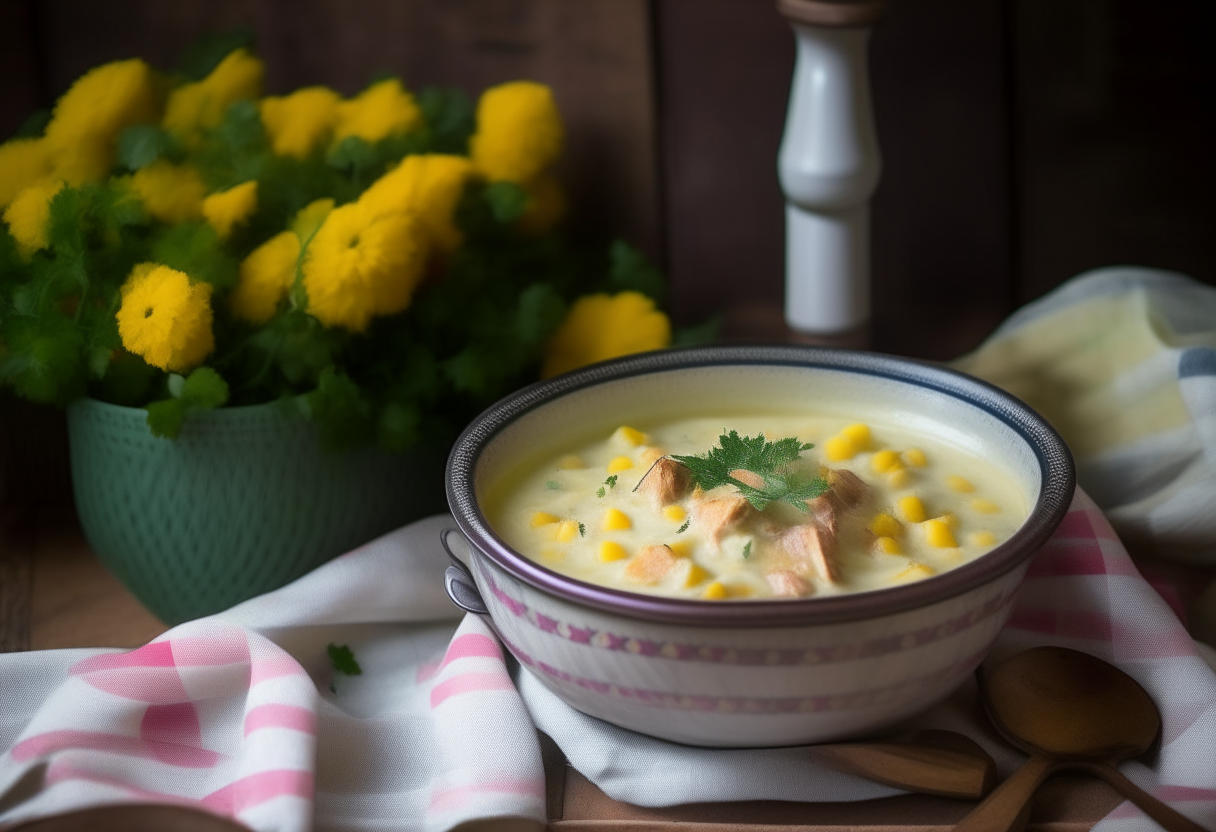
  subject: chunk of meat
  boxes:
[728,468,766,490]
[638,457,691,509]
[694,495,754,545]
[780,522,840,584]
[766,569,814,598]
[827,468,868,510]
[624,544,680,584]
[803,495,838,537]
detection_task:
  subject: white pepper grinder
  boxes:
[776,0,886,345]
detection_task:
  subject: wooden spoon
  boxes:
[814,729,996,799]
[954,646,1208,832]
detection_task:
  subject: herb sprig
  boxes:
[671,430,828,512]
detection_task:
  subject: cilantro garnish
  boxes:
[578,522,586,537]
[742,540,752,559]
[596,474,619,498]
[676,519,691,534]
[327,643,362,693]
[671,430,828,512]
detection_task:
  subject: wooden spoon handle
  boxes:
[952,754,1056,832]
[1066,762,1211,832]
[813,741,996,799]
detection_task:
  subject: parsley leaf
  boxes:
[676,519,691,534]
[328,643,363,686]
[578,522,586,538]
[742,540,752,559]
[671,430,828,512]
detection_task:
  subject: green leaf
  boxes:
[545,480,561,490]
[180,366,229,410]
[671,430,826,512]
[672,315,722,348]
[327,643,362,676]
[305,367,374,450]
[417,86,475,154]
[742,540,752,559]
[151,222,238,291]
[377,401,421,452]
[484,182,529,224]
[95,351,156,406]
[676,519,691,534]
[13,109,51,140]
[177,28,256,81]
[515,283,566,345]
[608,240,665,302]
[116,125,179,170]
[146,398,186,438]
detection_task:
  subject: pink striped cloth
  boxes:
[2,495,1214,832]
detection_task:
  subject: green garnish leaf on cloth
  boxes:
[328,643,363,677]
[672,430,828,512]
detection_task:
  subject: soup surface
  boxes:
[485,415,1028,600]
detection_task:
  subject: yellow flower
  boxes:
[116,264,214,372]
[231,231,299,324]
[517,172,566,235]
[0,139,52,209]
[301,202,428,331]
[332,79,423,145]
[129,161,207,224]
[290,197,335,241]
[470,81,563,183]
[542,291,671,378]
[42,58,158,183]
[163,49,263,141]
[202,180,258,240]
[3,178,66,257]
[260,87,341,158]
[359,154,474,252]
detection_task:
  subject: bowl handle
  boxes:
[441,528,489,616]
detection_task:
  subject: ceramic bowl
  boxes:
[443,345,1074,747]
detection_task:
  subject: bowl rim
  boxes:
[445,344,1075,628]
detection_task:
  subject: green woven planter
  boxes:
[67,397,448,624]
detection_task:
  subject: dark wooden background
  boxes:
[1,0,1214,511]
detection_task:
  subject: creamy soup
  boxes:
[484,415,1028,600]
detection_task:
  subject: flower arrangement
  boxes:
[0,41,683,450]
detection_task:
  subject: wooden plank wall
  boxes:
[1,0,1213,508]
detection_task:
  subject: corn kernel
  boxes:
[613,425,648,447]
[897,495,927,523]
[530,511,560,528]
[668,540,693,558]
[875,536,903,555]
[599,541,628,562]
[947,475,975,493]
[869,513,902,538]
[640,446,666,466]
[702,581,728,600]
[871,449,902,473]
[557,455,585,470]
[553,520,580,542]
[824,436,855,461]
[662,504,687,522]
[842,423,872,450]
[684,563,711,587]
[607,455,633,473]
[902,448,927,467]
[887,468,911,489]
[924,518,958,548]
[969,530,998,547]
[895,562,937,582]
[971,498,1000,514]
[602,508,632,531]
